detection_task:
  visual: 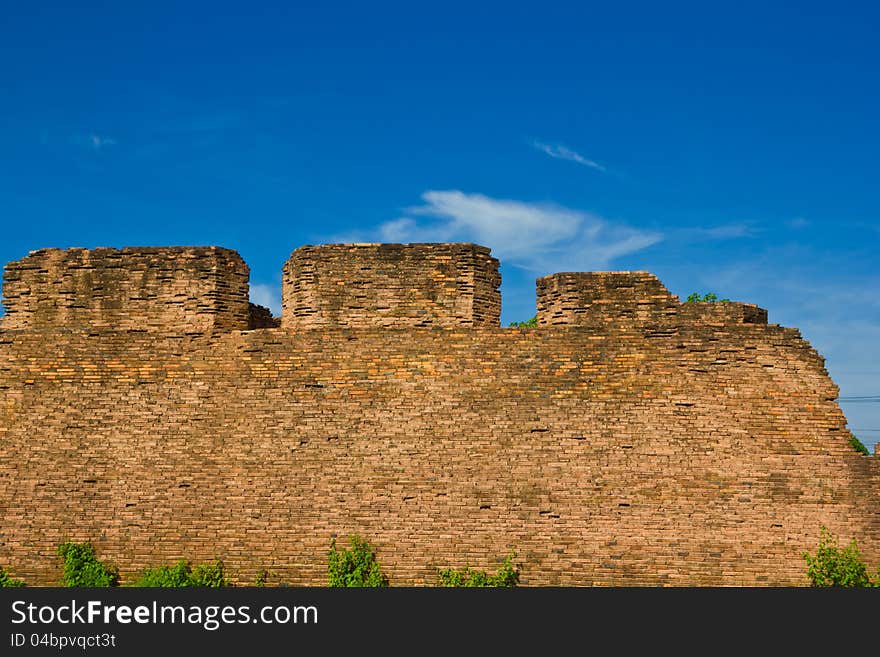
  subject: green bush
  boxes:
[803,527,874,587]
[57,541,118,587]
[133,559,229,587]
[190,561,229,587]
[685,292,730,303]
[133,560,192,587]
[508,316,538,328]
[328,535,388,587]
[0,566,25,587]
[849,435,870,455]
[438,554,519,587]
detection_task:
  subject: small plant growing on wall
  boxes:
[328,534,388,587]
[848,435,870,455]
[57,541,118,587]
[438,553,520,587]
[254,569,270,587]
[508,316,538,327]
[0,565,25,587]
[685,292,730,303]
[803,526,878,587]
[132,559,230,587]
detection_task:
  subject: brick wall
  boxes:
[281,243,501,329]
[1,247,250,333]
[537,272,768,327]
[0,245,877,586]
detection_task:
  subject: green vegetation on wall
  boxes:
[133,559,230,587]
[0,566,25,587]
[684,292,730,303]
[803,527,879,587]
[13,534,880,588]
[438,554,520,587]
[57,541,119,587]
[508,316,537,327]
[849,435,870,455]
[328,534,388,587]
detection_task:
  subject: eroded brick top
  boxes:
[536,271,767,327]
[282,243,501,329]
[1,246,251,332]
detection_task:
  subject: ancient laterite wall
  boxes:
[282,243,501,329]
[0,244,877,587]
[536,272,768,327]
[1,247,251,333]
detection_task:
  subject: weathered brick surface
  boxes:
[282,243,501,329]
[0,245,877,587]
[247,303,279,330]
[537,272,768,327]
[1,247,250,333]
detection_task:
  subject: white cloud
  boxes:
[249,283,281,315]
[691,223,759,240]
[531,140,606,172]
[89,134,117,150]
[338,190,662,274]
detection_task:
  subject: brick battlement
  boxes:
[281,243,501,329]
[1,246,771,333]
[536,271,768,327]
[1,247,253,333]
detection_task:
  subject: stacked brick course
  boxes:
[282,243,501,328]
[0,244,877,586]
[1,247,250,333]
[537,272,768,327]
[248,303,279,329]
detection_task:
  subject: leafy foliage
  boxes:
[254,569,270,587]
[803,527,875,587]
[57,541,118,587]
[133,560,192,587]
[685,292,730,303]
[849,435,870,455]
[508,316,538,327]
[0,566,25,587]
[190,561,229,587]
[438,554,520,587]
[328,535,388,587]
[132,559,229,587]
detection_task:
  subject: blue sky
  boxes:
[1,1,878,450]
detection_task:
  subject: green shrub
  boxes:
[438,554,519,587]
[849,435,870,455]
[0,566,25,587]
[685,292,730,303]
[190,561,229,587]
[508,316,538,328]
[804,527,873,587]
[134,560,192,587]
[254,569,270,587]
[57,541,118,587]
[328,535,388,587]
[133,559,229,587]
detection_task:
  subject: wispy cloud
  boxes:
[88,134,117,150]
[249,283,281,315]
[531,140,606,172]
[333,190,661,274]
[688,223,760,240]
